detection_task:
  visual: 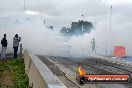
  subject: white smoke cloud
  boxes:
[0,0,132,57]
[0,14,61,56]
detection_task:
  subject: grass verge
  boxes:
[0,57,30,88]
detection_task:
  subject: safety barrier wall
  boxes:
[23,50,67,88]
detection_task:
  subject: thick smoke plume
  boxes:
[0,10,132,57]
[0,14,61,56]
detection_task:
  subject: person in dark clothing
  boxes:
[13,34,21,59]
[1,34,8,59]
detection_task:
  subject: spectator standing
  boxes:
[1,34,8,59]
[13,34,21,59]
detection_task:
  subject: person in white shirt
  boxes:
[13,34,21,59]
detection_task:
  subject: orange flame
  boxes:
[78,66,86,76]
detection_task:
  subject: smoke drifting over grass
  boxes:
[0,13,132,57]
[0,0,132,57]
[0,14,61,56]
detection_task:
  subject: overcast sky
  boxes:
[0,0,131,28]
[0,0,132,56]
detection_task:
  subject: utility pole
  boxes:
[107,5,112,56]
[23,0,26,14]
[1,8,3,15]
[23,0,26,23]
[81,14,84,58]
[1,8,3,30]
[110,5,112,35]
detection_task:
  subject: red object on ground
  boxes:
[114,46,126,57]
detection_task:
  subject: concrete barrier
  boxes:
[23,50,67,88]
